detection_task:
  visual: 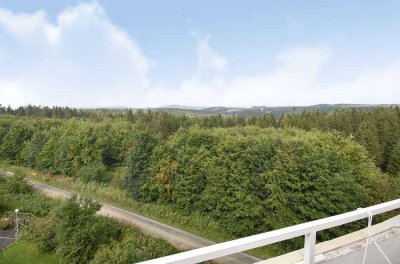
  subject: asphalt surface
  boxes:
[0,228,16,251]
[325,234,400,264]
[28,178,262,264]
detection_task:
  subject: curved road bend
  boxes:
[28,178,262,264]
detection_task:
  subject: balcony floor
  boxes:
[325,233,400,264]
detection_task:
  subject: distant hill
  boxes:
[78,104,398,118]
[156,104,398,117]
[160,105,205,110]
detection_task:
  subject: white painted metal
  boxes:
[138,198,400,264]
[15,209,19,236]
[294,254,325,264]
[304,231,316,264]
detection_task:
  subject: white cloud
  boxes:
[0,2,151,107]
[191,32,227,73]
[149,45,331,106]
[149,39,400,107]
[0,2,399,108]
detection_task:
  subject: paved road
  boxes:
[0,228,16,251]
[325,234,400,264]
[28,178,262,264]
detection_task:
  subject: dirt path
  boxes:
[27,177,262,263]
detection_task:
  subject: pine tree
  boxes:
[123,128,160,199]
[388,141,400,176]
[356,120,385,167]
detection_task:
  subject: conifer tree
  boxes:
[356,120,385,167]
[388,141,400,176]
[123,128,160,198]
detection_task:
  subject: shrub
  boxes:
[0,171,32,195]
[8,194,57,216]
[91,231,177,264]
[27,195,123,264]
[25,213,57,251]
[0,218,13,230]
[76,161,109,184]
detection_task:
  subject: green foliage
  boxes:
[26,195,176,264]
[90,232,177,264]
[355,119,384,166]
[123,128,160,199]
[27,195,123,264]
[76,161,109,183]
[54,198,121,263]
[0,170,56,216]
[0,171,32,195]
[142,126,386,242]
[1,106,400,252]
[0,123,32,162]
[388,141,400,176]
[26,214,58,252]
[0,218,13,230]
[10,194,57,217]
[20,131,47,167]
[2,106,400,174]
[279,107,400,171]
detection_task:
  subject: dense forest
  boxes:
[1,105,400,247]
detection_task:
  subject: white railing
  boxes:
[139,198,400,264]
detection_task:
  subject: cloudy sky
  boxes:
[0,0,400,108]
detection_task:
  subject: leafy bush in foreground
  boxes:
[27,195,176,264]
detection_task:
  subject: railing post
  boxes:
[15,209,19,236]
[304,231,316,264]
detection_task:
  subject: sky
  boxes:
[0,0,400,108]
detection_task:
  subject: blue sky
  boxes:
[0,1,399,107]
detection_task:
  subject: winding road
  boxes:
[20,175,262,264]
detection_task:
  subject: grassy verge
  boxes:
[0,162,288,259]
[0,239,59,264]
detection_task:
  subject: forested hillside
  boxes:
[1,105,400,249]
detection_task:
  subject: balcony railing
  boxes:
[138,198,400,264]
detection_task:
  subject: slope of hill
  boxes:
[158,104,397,117]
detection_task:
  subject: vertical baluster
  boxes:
[304,231,316,264]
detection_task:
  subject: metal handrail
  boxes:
[138,198,400,264]
[5,212,35,218]
[5,211,35,230]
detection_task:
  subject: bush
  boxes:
[0,170,56,217]
[27,195,123,264]
[25,214,57,251]
[0,170,32,195]
[8,194,57,216]
[0,218,13,230]
[26,194,177,264]
[91,232,177,264]
[76,161,109,184]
